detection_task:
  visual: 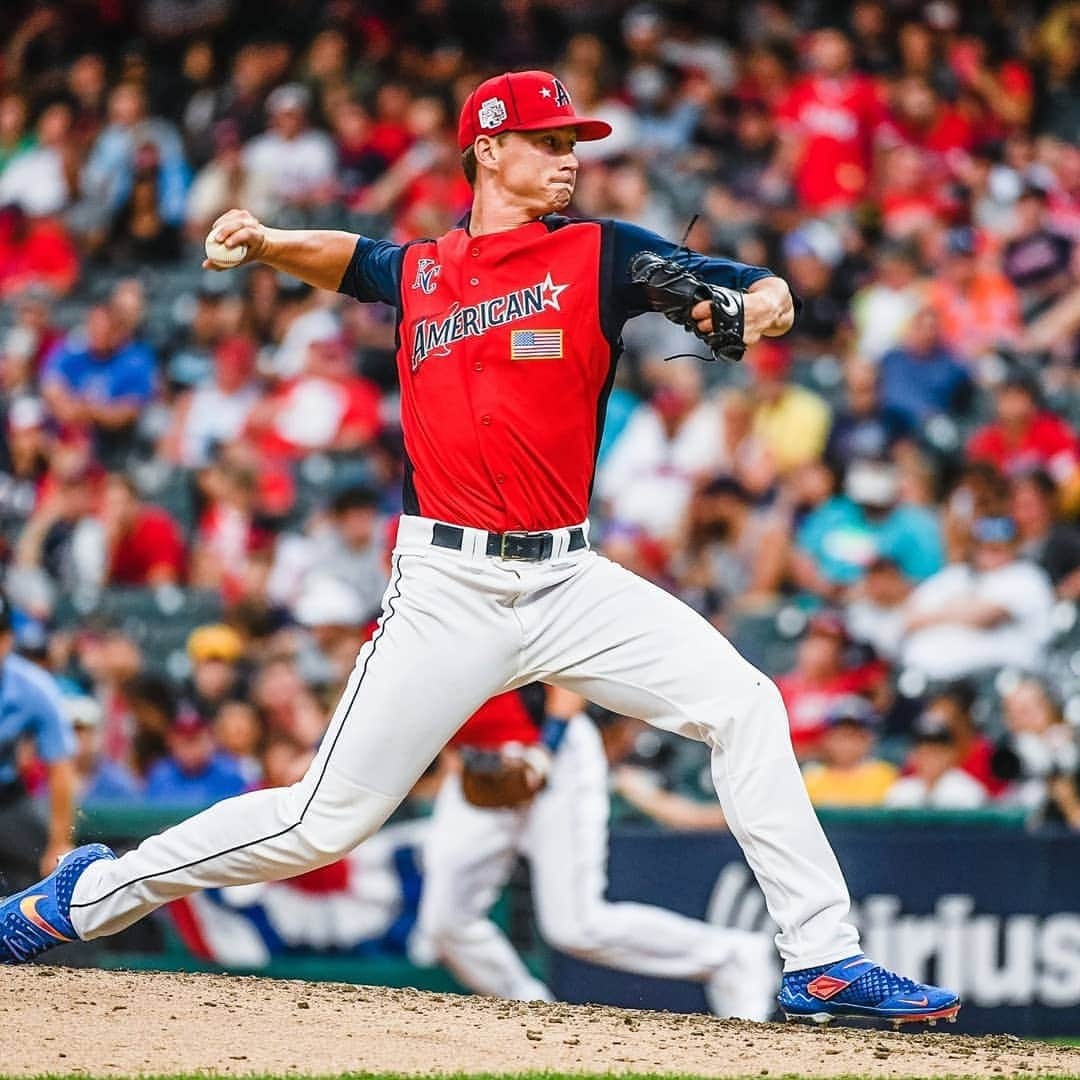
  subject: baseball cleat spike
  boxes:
[783,1011,832,1025]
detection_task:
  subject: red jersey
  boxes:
[451,688,543,750]
[776,74,886,211]
[249,372,382,460]
[337,215,772,532]
[967,413,1079,482]
[777,665,885,754]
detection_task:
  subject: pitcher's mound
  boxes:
[2,966,1077,1078]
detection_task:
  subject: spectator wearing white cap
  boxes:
[900,514,1055,680]
[243,83,336,210]
[0,396,48,523]
[793,458,944,598]
[65,695,140,805]
[294,573,369,690]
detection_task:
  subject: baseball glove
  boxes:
[629,251,746,362]
[459,743,551,809]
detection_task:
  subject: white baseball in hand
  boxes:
[205,232,248,267]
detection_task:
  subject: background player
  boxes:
[0,599,75,892]
[1,69,959,1027]
[418,685,775,1019]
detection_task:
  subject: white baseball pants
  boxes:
[70,515,859,971]
[418,715,774,1012]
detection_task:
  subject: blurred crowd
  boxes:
[0,0,1079,839]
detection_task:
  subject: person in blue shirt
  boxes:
[825,357,914,471]
[794,458,944,596]
[143,707,247,807]
[40,303,156,465]
[0,599,76,892]
[878,306,972,428]
[65,695,141,805]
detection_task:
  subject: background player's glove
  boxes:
[629,251,746,362]
[459,743,551,809]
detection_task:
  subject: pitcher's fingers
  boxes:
[209,209,255,242]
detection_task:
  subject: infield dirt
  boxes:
[2,967,1079,1079]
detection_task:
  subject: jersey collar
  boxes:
[456,211,556,239]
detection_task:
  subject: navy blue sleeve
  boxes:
[609,219,777,322]
[337,236,404,306]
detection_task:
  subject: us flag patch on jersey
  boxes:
[510,329,563,360]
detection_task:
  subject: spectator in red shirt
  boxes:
[776,28,887,212]
[246,336,382,461]
[917,683,1006,797]
[776,610,887,759]
[366,81,413,166]
[880,75,976,171]
[190,461,269,604]
[102,473,186,586]
[967,374,1079,486]
[356,95,471,243]
[0,203,78,299]
[877,144,951,240]
[949,34,1033,141]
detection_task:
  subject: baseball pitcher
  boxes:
[1,70,958,1026]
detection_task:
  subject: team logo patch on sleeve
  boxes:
[510,329,563,360]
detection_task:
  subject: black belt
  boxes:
[431,522,587,561]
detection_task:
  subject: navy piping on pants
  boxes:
[70,555,410,910]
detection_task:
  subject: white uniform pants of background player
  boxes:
[417,715,775,1017]
[70,516,860,973]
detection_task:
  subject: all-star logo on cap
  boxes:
[477,97,508,130]
[458,70,612,151]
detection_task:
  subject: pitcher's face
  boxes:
[485,128,579,214]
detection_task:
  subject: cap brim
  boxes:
[505,115,613,142]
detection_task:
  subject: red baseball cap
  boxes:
[457,70,612,152]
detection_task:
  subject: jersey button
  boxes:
[469,277,479,286]
[470,247,480,257]
[495,473,506,484]
[473,362,483,372]
[480,414,492,426]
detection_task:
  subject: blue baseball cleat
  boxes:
[0,843,115,963]
[778,954,960,1028]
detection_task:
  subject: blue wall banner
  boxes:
[549,822,1080,1037]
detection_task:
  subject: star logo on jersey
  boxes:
[539,273,567,312]
[410,258,441,296]
[410,274,570,372]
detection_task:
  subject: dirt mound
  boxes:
[2,967,1078,1078]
